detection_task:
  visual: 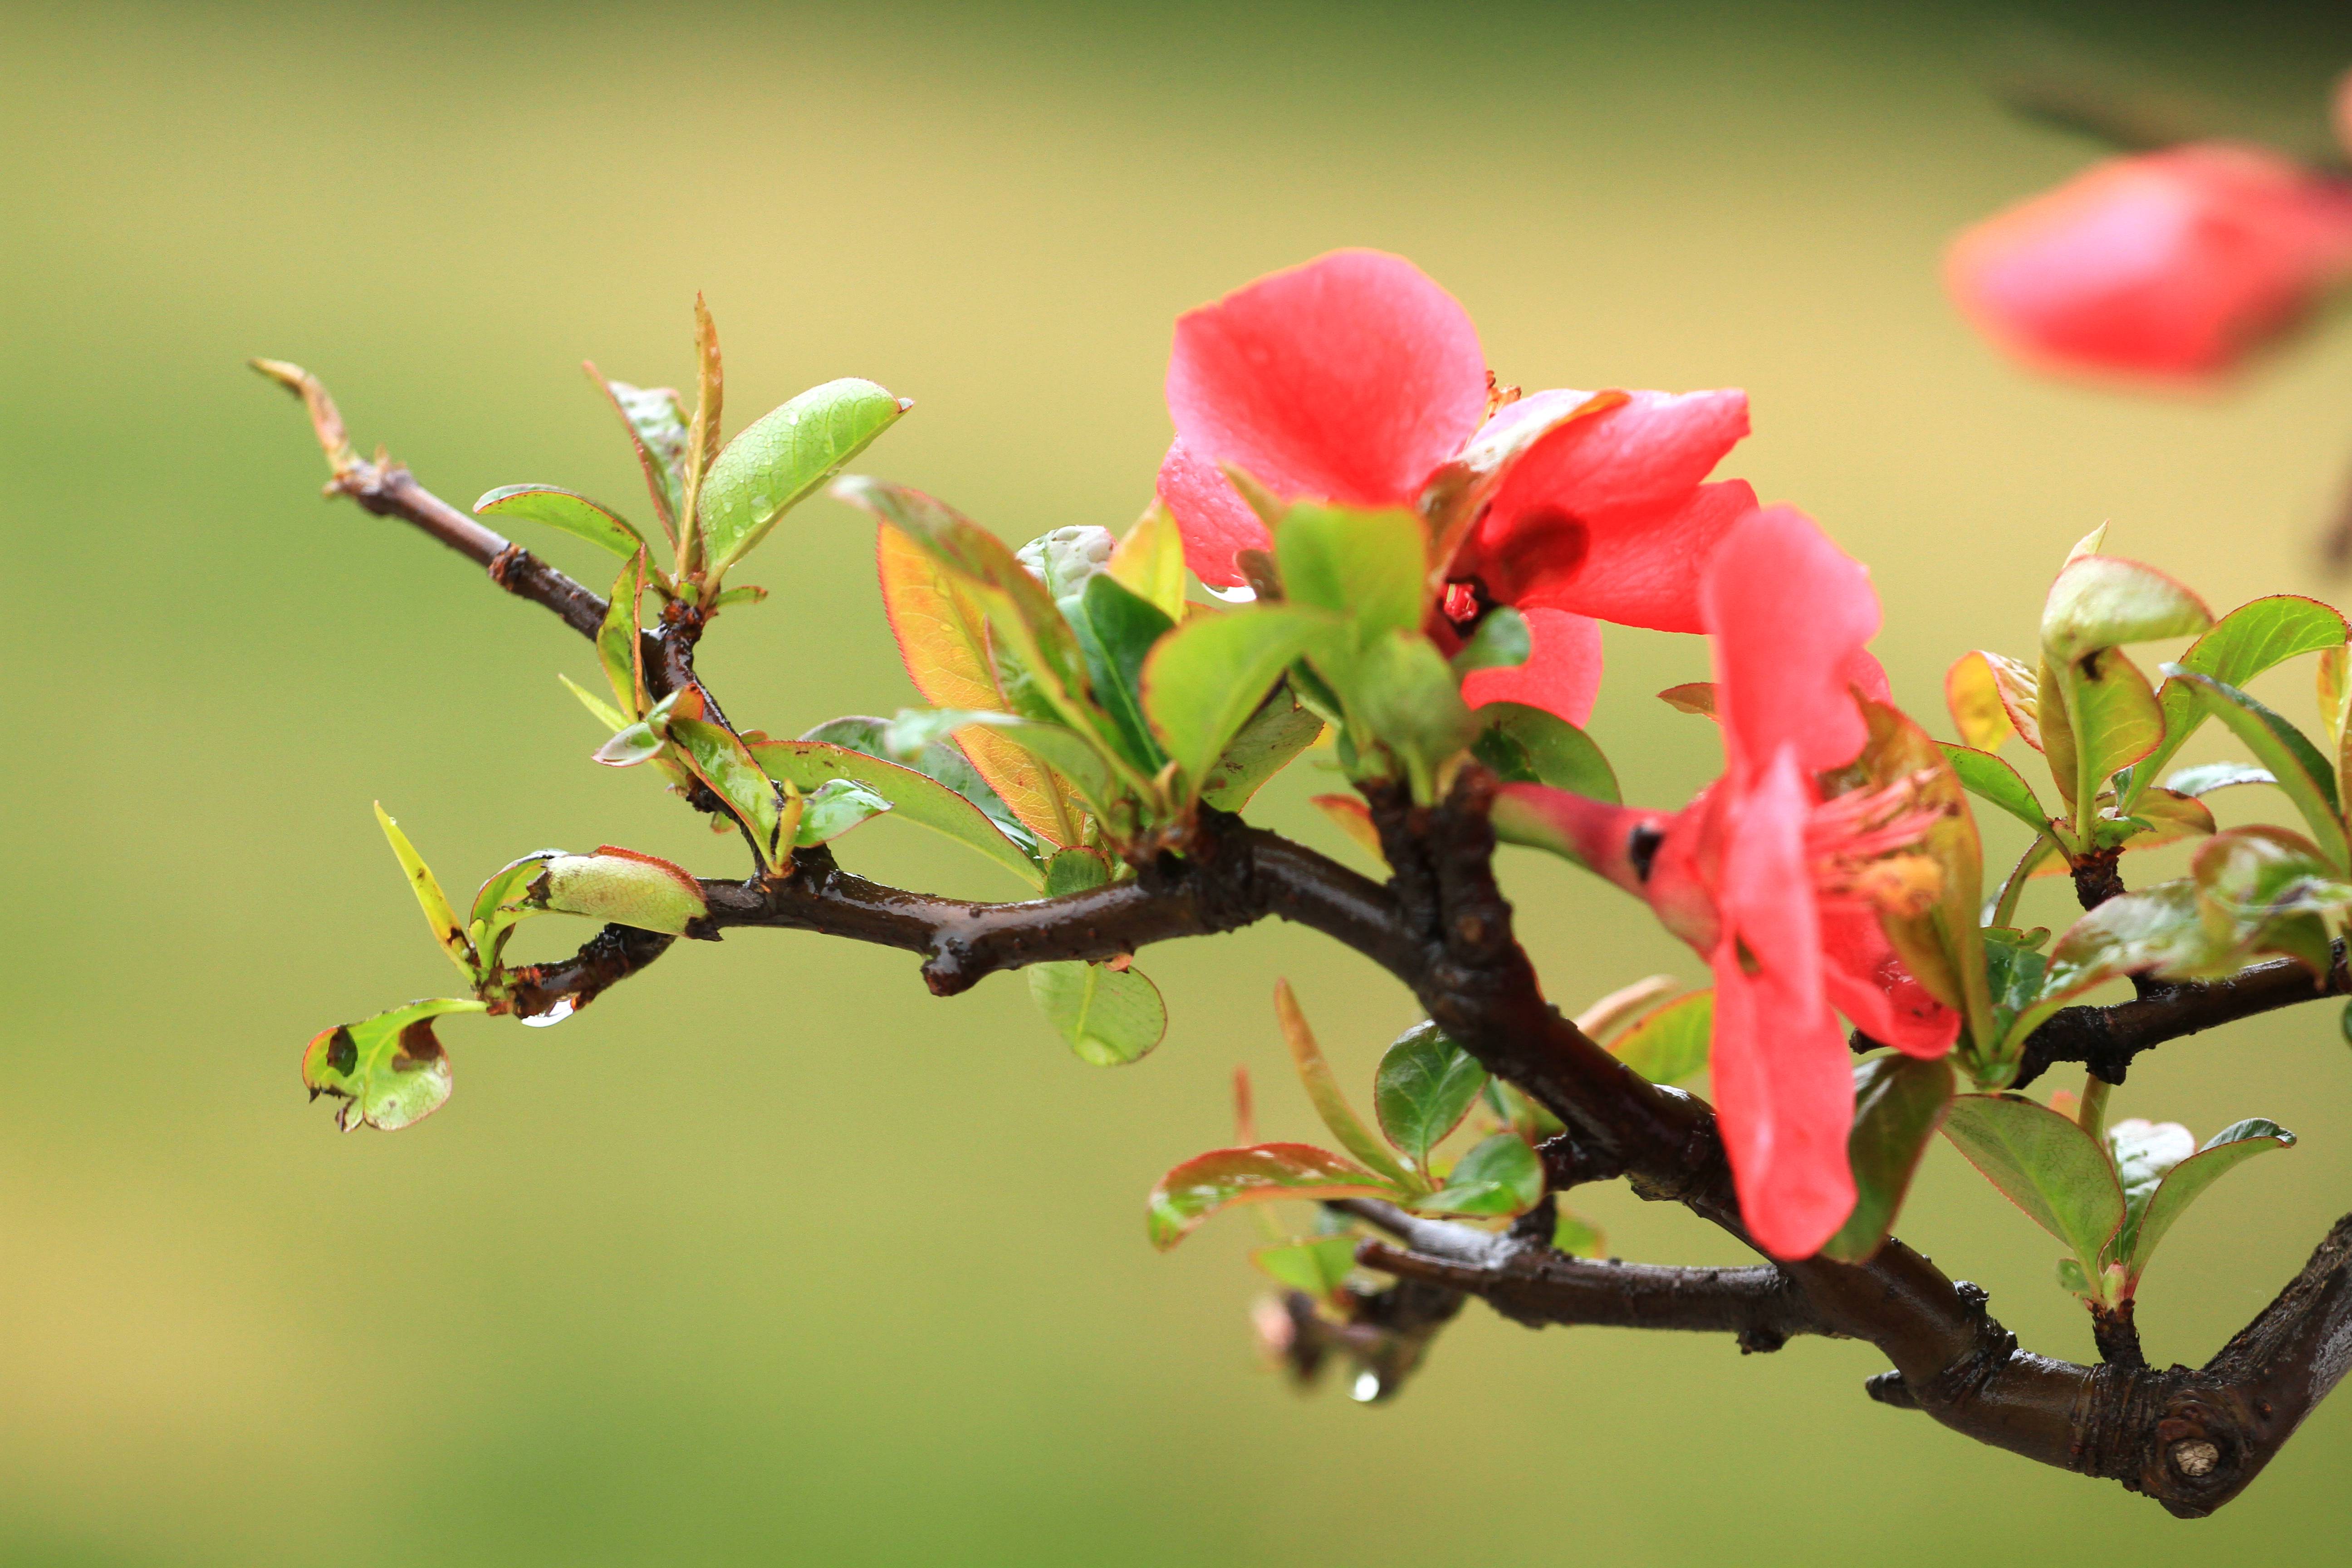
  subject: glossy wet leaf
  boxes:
[1373,1021,1489,1170]
[1945,651,2017,750]
[1942,744,2050,834]
[1252,1235,1360,1301]
[1043,847,1112,894]
[1274,981,1416,1189]
[2187,826,2352,975]
[1062,571,1176,774]
[1147,1144,1402,1249]
[701,378,906,578]
[1142,606,1334,798]
[2164,669,2346,870]
[1109,500,1189,622]
[1415,1133,1543,1218]
[598,549,648,719]
[2132,596,2346,800]
[469,850,561,971]
[1200,686,1324,811]
[1449,606,1530,675]
[2126,1118,2297,1284]
[751,733,1044,888]
[303,997,483,1132]
[586,366,688,538]
[1609,990,1712,1085]
[475,484,647,560]
[869,523,1076,846]
[1940,1093,2124,1276]
[374,804,474,979]
[593,721,663,767]
[1470,703,1620,801]
[668,714,787,862]
[792,777,892,845]
[2162,762,2275,797]
[1029,959,1166,1066]
[2104,1116,2195,1268]
[2040,555,2212,664]
[881,709,1117,819]
[537,848,708,933]
[1820,1055,1955,1263]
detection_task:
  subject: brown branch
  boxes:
[2014,945,2347,1089]
[501,922,680,1020]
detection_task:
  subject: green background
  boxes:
[6,2,2352,1562]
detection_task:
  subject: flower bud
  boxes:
[533,847,707,934]
[1947,143,2352,381]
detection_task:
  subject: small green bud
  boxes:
[534,848,707,934]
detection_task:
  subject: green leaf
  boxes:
[1449,606,1530,676]
[1199,685,1324,812]
[559,672,629,734]
[2162,762,2275,797]
[701,379,908,577]
[1415,1132,1544,1218]
[1142,606,1334,798]
[2104,1116,2196,1269]
[2186,825,2352,975]
[749,735,1044,888]
[303,997,484,1132]
[880,709,1119,819]
[1350,630,1476,801]
[1109,501,1189,622]
[1044,847,1113,894]
[475,484,648,560]
[2163,669,2347,870]
[586,368,689,539]
[1820,1055,1955,1263]
[1940,1093,2125,1278]
[2066,647,2165,800]
[1941,744,2051,835]
[1551,1209,1607,1258]
[793,777,892,846]
[2038,657,2081,807]
[1252,1235,1360,1300]
[2040,555,2212,664]
[598,549,648,719]
[2125,1118,2297,1285]
[1609,990,1713,1085]
[468,850,561,971]
[2132,595,2348,802]
[373,804,475,980]
[536,848,708,934]
[1981,928,2051,1044]
[592,721,663,767]
[1062,571,1176,774]
[2005,881,2215,1050]
[1028,960,1166,1066]
[1372,1021,1490,1170]
[1147,1144,1402,1249]
[1274,503,1426,647]
[1471,703,1620,801]
[667,714,788,862]
[1275,982,1416,1189]
[795,718,1046,860]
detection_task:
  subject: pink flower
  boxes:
[1157,250,1758,725]
[1498,507,1958,1259]
[1947,143,2352,382]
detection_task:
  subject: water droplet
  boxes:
[1350,1371,1381,1403]
[1205,582,1257,605]
[522,996,577,1028]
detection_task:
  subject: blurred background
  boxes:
[6,1,2352,1562]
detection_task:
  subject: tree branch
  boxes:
[2013,946,2347,1089]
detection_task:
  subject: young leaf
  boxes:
[1043,846,1112,894]
[1142,606,1334,799]
[2040,555,2213,663]
[373,804,475,979]
[598,549,649,720]
[1273,981,1416,1189]
[1350,630,1476,801]
[1274,503,1426,647]
[469,850,561,971]
[872,519,1078,847]
[1199,686,1325,811]
[1029,960,1167,1066]
[1819,1055,1955,1263]
[701,379,907,579]
[535,848,708,934]
[474,485,648,560]
[1148,1145,1401,1249]
[1373,1021,1490,1170]
[792,777,892,846]
[881,709,1119,819]
[1062,571,1176,774]
[1571,975,1681,1041]
[668,715,788,863]
[2131,595,2347,801]
[559,671,630,733]
[1415,1132,1544,1218]
[584,364,688,539]
[2161,762,2275,798]
[1940,1093,2125,1279]
[1252,1235,1360,1301]
[1945,651,2019,750]
[593,721,664,768]
[1471,703,1620,802]
[1109,500,1189,623]
[1449,606,1531,676]
[2038,658,2081,806]
[2105,1116,2196,1268]
[2163,669,2347,871]
[2125,1119,2297,1286]
[1310,793,1386,862]
[2005,881,2216,1051]
[1941,744,2051,835]
[749,735,1044,889]
[1609,990,1713,1084]
[303,997,484,1132]
[2066,646,2165,801]
[676,295,725,577]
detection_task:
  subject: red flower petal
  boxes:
[1156,439,1271,588]
[1461,607,1603,725]
[1166,249,1489,510]
[1710,749,1856,1260]
[1818,906,1960,1058]
[1948,144,2352,381]
[1702,507,1880,784]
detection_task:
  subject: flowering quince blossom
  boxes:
[1156,249,1759,725]
[1947,142,2352,382]
[1497,507,1960,1259]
